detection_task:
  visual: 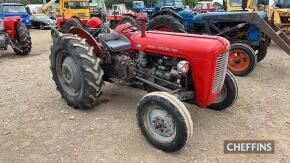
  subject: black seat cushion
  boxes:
[98,32,131,52]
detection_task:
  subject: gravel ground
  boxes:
[0,29,289,163]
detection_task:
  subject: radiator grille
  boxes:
[212,52,228,93]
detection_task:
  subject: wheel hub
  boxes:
[149,109,175,137]
[228,50,250,72]
[61,56,81,91]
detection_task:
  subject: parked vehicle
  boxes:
[49,14,238,152]
[194,1,216,13]
[0,16,32,55]
[0,3,31,27]
[226,0,290,38]
[106,4,145,29]
[30,14,57,30]
[147,1,290,76]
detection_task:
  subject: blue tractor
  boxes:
[147,2,290,76]
[132,0,185,19]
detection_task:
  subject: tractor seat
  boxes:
[98,32,131,52]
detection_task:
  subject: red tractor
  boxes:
[106,4,144,29]
[49,15,238,152]
[0,16,32,55]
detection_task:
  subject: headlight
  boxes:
[177,60,190,76]
[0,19,4,31]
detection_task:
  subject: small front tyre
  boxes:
[208,70,238,111]
[137,92,193,152]
[228,43,257,76]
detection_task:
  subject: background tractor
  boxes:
[106,0,186,29]
[49,15,238,152]
[0,3,31,27]
[225,0,290,38]
[147,0,290,76]
[106,3,146,29]
[0,16,32,55]
[89,0,107,22]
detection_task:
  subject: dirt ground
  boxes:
[0,29,290,163]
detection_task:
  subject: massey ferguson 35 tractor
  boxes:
[0,16,32,55]
[49,14,238,152]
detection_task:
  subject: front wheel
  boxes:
[227,43,257,76]
[208,70,238,111]
[137,92,193,152]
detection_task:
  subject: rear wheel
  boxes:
[65,18,83,32]
[228,43,257,76]
[208,70,238,110]
[119,16,139,29]
[137,92,193,152]
[50,34,104,109]
[147,15,186,33]
[13,22,32,55]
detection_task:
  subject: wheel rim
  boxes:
[228,50,250,73]
[143,106,176,143]
[56,51,81,96]
[152,25,173,32]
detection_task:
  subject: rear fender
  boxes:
[68,28,103,58]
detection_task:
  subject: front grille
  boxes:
[280,16,290,24]
[212,52,228,93]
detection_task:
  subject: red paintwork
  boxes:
[73,23,230,107]
[114,23,230,107]
[106,12,147,22]
[197,2,216,13]
[87,17,103,28]
[3,16,22,38]
[130,31,229,107]
[69,28,103,58]
[106,15,123,21]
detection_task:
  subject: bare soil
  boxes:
[0,29,289,162]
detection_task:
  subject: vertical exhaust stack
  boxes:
[137,12,148,38]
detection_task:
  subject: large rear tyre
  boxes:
[228,43,257,76]
[119,16,139,29]
[65,18,83,32]
[147,15,186,33]
[50,34,104,109]
[208,70,238,110]
[137,92,193,152]
[13,22,32,55]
